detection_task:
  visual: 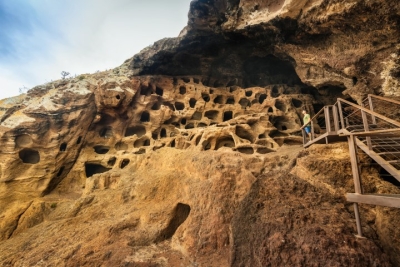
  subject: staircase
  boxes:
[301,94,400,237]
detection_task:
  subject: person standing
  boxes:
[302,110,311,140]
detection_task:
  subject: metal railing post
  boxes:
[361,110,372,150]
[337,101,345,129]
[324,106,331,133]
[333,105,340,132]
[368,95,377,125]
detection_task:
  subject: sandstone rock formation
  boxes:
[0,0,400,266]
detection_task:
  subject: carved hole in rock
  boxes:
[237,147,254,154]
[193,78,200,84]
[189,98,197,108]
[275,100,286,112]
[181,118,187,125]
[173,77,178,85]
[56,166,65,177]
[182,77,190,83]
[99,127,113,138]
[19,148,40,164]
[239,98,251,109]
[292,99,302,108]
[209,89,214,94]
[198,123,208,128]
[236,126,255,142]
[85,163,111,178]
[185,123,195,129]
[99,114,116,124]
[259,94,267,104]
[134,138,150,148]
[108,157,117,166]
[115,142,128,151]
[94,146,110,154]
[164,102,176,111]
[15,134,32,147]
[120,159,130,169]
[223,111,233,121]
[191,111,202,120]
[116,95,121,100]
[352,77,358,86]
[140,111,150,122]
[230,86,238,93]
[251,99,258,105]
[259,134,266,139]
[170,139,176,147]
[202,141,211,151]
[175,102,185,111]
[271,116,296,131]
[77,136,82,145]
[213,95,224,104]
[152,132,158,140]
[179,86,186,94]
[151,102,161,110]
[156,87,163,96]
[195,135,202,146]
[202,93,210,102]
[205,110,219,120]
[226,97,235,105]
[268,107,274,113]
[134,148,146,155]
[245,91,253,97]
[216,136,235,149]
[155,203,191,242]
[160,128,167,138]
[60,143,67,152]
[125,125,146,137]
[140,85,152,96]
[271,86,280,97]
[257,147,272,154]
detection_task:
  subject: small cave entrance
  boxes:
[94,146,110,154]
[236,126,255,143]
[237,147,254,154]
[223,111,233,122]
[120,159,130,169]
[151,102,161,110]
[155,203,191,243]
[275,100,286,112]
[140,85,153,96]
[85,163,111,178]
[216,136,235,149]
[271,86,280,97]
[99,127,113,138]
[76,136,82,145]
[59,143,67,152]
[292,99,303,108]
[170,139,176,148]
[267,107,274,114]
[179,86,187,94]
[125,125,146,137]
[239,98,251,109]
[245,91,253,97]
[175,102,185,111]
[19,149,40,164]
[134,138,151,148]
[140,111,150,122]
[185,123,195,129]
[226,97,235,105]
[205,110,219,120]
[160,128,167,138]
[202,93,210,102]
[259,94,267,104]
[214,95,224,104]
[189,98,197,108]
[191,111,202,120]
[155,87,163,96]
[115,142,128,151]
[181,118,187,125]
[108,157,117,166]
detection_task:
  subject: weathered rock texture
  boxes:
[1,0,400,266]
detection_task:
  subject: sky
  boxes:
[0,0,192,100]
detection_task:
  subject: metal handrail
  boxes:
[300,105,332,130]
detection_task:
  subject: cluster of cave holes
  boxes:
[140,85,163,97]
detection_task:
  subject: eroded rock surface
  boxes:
[1,0,400,266]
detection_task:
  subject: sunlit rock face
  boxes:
[1,0,400,266]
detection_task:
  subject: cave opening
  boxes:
[108,157,117,166]
[19,149,40,164]
[140,111,150,122]
[226,97,235,105]
[179,86,186,94]
[237,147,254,155]
[192,111,203,120]
[175,102,185,110]
[239,98,251,109]
[292,99,303,108]
[99,127,113,138]
[120,159,130,169]
[214,95,224,104]
[202,93,210,102]
[115,142,128,151]
[60,143,67,152]
[125,125,146,137]
[189,98,197,108]
[160,128,167,138]
[259,94,267,104]
[205,110,219,120]
[156,87,164,96]
[85,163,111,178]
[216,136,235,149]
[140,85,152,96]
[155,203,191,242]
[236,126,255,143]
[223,111,233,121]
[94,146,110,154]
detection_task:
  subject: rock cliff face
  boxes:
[0,0,399,266]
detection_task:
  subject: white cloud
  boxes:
[0,0,191,100]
